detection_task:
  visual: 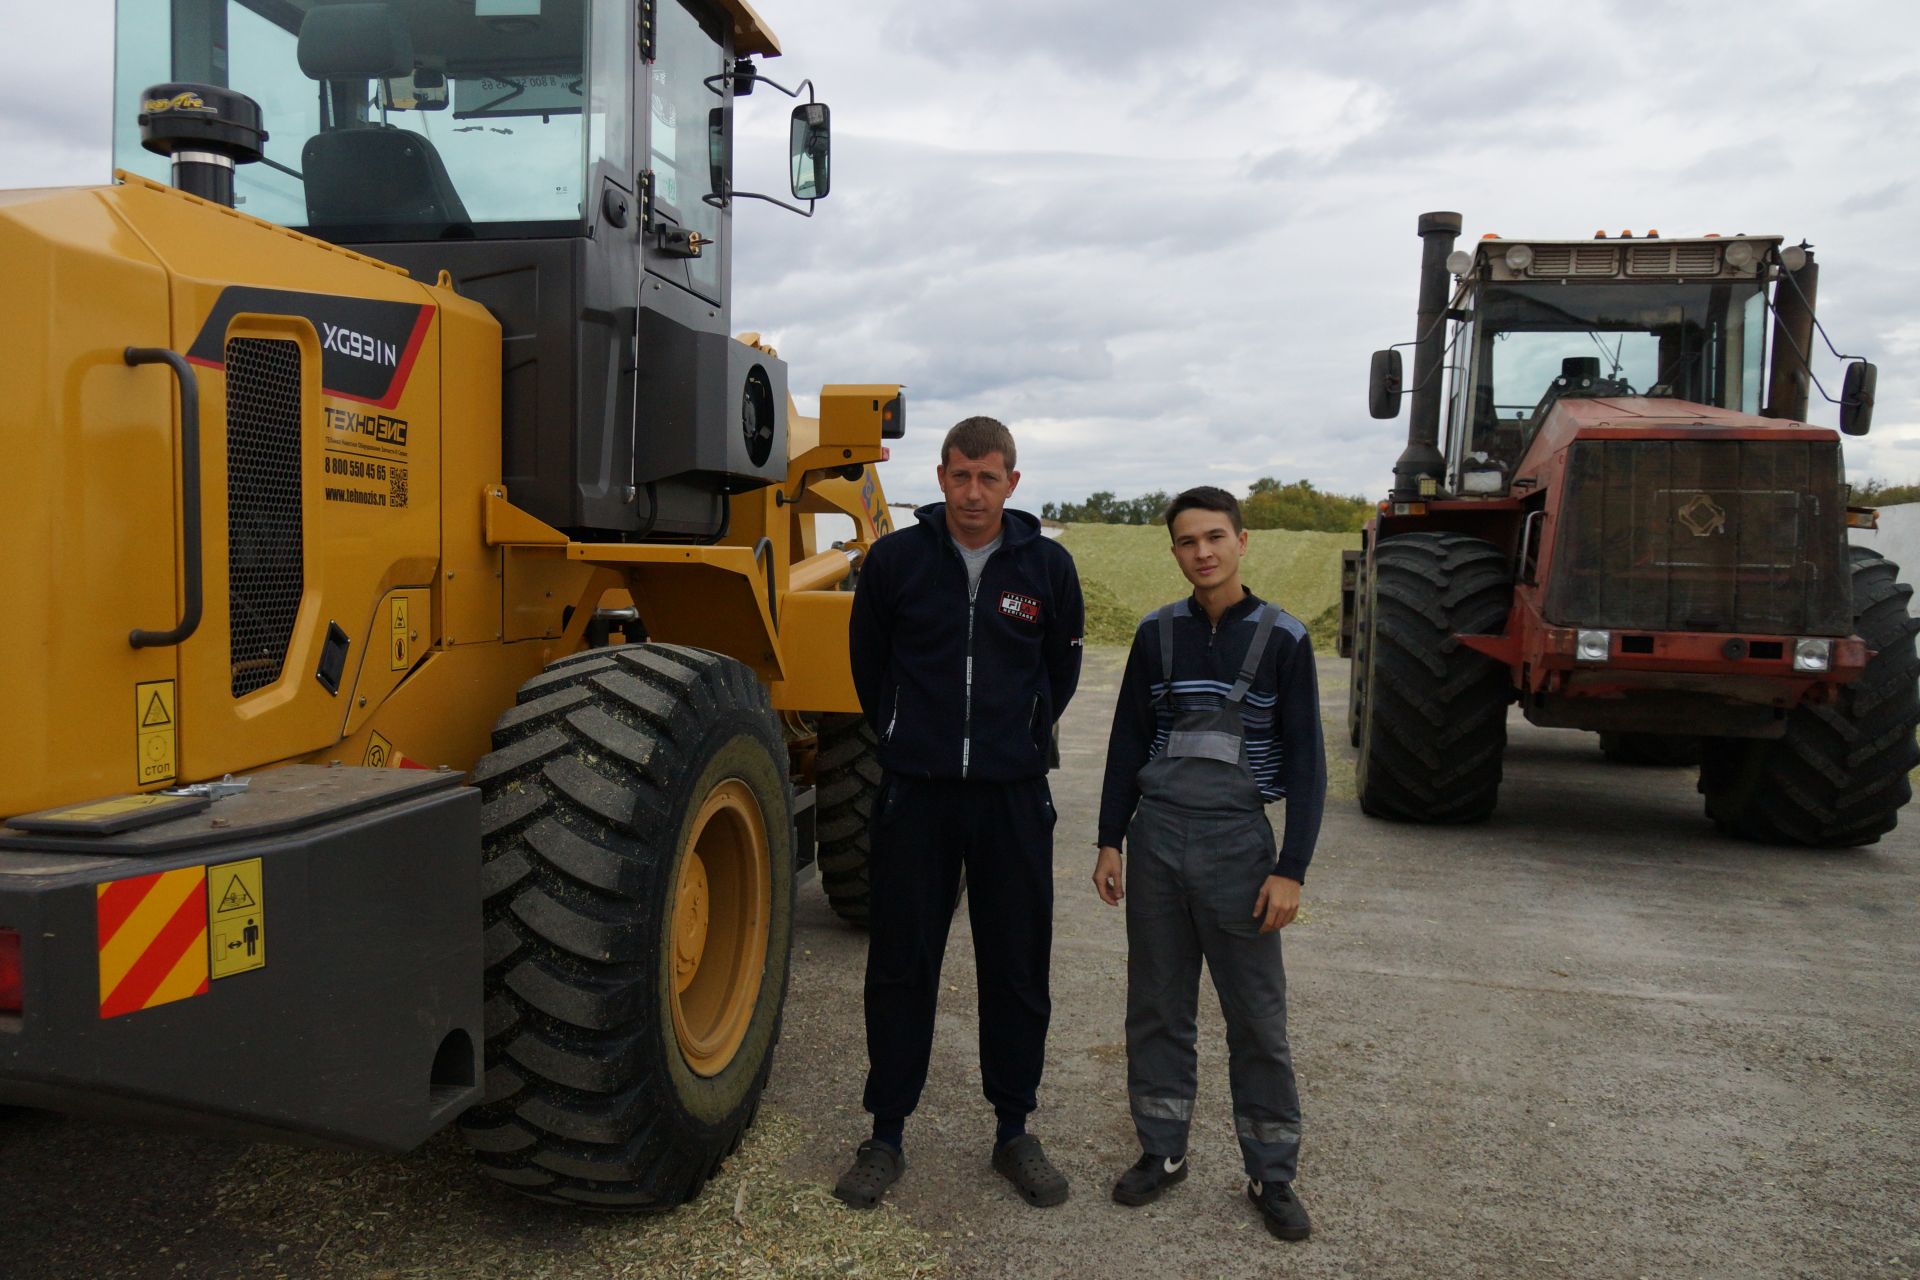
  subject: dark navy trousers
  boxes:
[861,773,1057,1125]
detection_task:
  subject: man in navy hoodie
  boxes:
[832,416,1085,1211]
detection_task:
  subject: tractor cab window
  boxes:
[646,0,729,301]
[114,0,633,240]
[1464,280,1768,469]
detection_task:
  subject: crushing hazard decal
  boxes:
[185,286,435,410]
[207,858,265,979]
[96,866,209,1018]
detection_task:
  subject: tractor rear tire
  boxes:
[1700,546,1920,847]
[458,643,795,1207]
[1355,532,1513,822]
[1598,732,1704,767]
[816,713,880,926]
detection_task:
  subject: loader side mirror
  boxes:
[1369,349,1403,420]
[790,103,831,200]
[1840,360,1877,436]
[709,107,726,196]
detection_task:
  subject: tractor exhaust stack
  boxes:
[1393,210,1462,500]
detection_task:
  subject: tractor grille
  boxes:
[226,338,304,697]
[1546,438,1849,635]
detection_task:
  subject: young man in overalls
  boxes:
[1092,485,1325,1242]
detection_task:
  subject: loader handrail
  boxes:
[124,346,203,649]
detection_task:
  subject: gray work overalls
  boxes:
[1125,602,1303,1184]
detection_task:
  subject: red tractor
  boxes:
[1342,212,1919,844]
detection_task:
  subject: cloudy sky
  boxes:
[8,0,1918,511]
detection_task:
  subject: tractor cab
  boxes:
[1369,225,1877,502]
[114,0,833,541]
[1435,244,1777,495]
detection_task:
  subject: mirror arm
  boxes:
[709,186,816,218]
[1756,286,1852,409]
[703,71,815,104]
[1772,246,1861,363]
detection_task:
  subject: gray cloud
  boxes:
[7,0,1919,509]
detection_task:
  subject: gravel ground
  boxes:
[769,650,1920,1280]
[4,650,1917,1279]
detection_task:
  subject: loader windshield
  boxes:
[1455,280,1768,470]
[114,0,635,239]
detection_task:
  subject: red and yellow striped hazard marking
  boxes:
[96,866,209,1018]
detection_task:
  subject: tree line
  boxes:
[1042,477,1373,532]
[1851,479,1920,507]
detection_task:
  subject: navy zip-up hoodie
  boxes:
[849,504,1085,780]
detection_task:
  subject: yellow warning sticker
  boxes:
[207,856,264,978]
[390,596,411,671]
[364,730,395,768]
[134,679,177,787]
[58,794,184,821]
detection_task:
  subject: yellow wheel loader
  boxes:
[0,0,897,1208]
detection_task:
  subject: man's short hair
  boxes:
[1164,485,1244,537]
[941,416,1017,471]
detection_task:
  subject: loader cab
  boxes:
[1434,239,1776,495]
[114,0,824,540]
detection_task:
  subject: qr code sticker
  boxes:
[389,466,409,509]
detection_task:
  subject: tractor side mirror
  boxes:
[1369,349,1403,420]
[790,103,831,200]
[709,107,725,196]
[1840,360,1877,436]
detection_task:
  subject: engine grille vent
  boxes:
[1572,246,1619,276]
[1626,244,1723,276]
[226,337,305,697]
[1530,246,1574,276]
[1675,244,1719,275]
[1546,438,1849,635]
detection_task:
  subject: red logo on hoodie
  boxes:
[999,592,1041,624]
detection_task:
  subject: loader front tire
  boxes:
[815,713,879,926]
[1355,532,1512,822]
[458,644,795,1208]
[1700,547,1920,847]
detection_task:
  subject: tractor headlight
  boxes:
[1793,638,1832,672]
[1576,629,1611,663]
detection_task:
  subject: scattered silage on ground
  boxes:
[207,1108,945,1280]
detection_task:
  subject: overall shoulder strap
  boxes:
[1227,605,1280,704]
[1157,606,1175,693]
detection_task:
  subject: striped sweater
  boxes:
[1097,591,1325,883]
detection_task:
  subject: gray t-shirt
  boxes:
[954,533,1002,599]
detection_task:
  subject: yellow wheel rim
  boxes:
[669,778,771,1077]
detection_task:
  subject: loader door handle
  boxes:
[125,346,203,649]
